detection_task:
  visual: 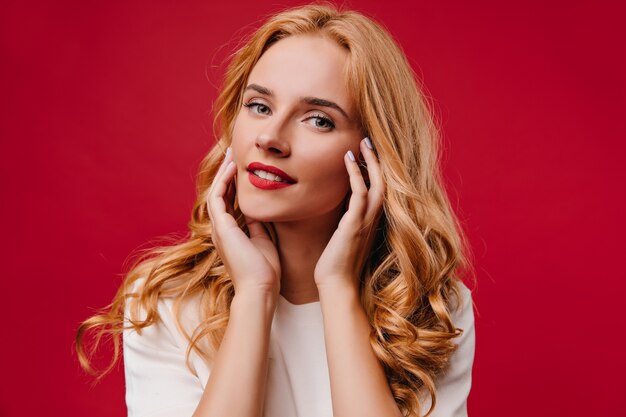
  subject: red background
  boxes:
[1,1,624,416]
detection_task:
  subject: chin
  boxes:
[238,198,284,223]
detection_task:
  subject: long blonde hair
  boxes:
[76,3,474,416]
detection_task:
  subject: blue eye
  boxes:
[307,114,335,131]
[243,101,271,115]
[243,101,335,131]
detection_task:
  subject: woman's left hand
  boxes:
[314,137,385,293]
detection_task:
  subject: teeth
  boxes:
[253,169,286,183]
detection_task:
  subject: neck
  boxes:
[273,208,342,305]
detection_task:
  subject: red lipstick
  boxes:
[247,162,296,190]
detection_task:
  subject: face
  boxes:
[231,34,363,224]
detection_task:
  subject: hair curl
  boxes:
[76,3,474,416]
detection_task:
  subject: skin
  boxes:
[196,34,401,417]
[230,33,365,304]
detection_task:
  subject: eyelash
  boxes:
[243,101,336,130]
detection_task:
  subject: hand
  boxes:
[314,137,385,292]
[206,148,281,297]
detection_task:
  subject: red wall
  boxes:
[1,1,624,416]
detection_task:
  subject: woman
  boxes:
[77,3,476,417]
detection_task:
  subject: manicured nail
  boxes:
[363,137,373,150]
[347,150,356,162]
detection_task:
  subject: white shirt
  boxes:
[123,281,475,417]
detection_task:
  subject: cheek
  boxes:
[308,141,354,181]
[302,151,352,201]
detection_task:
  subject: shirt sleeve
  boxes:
[427,282,476,417]
[123,284,205,417]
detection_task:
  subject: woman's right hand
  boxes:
[206,148,281,298]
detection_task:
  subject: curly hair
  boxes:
[76,3,474,416]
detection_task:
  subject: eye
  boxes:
[243,101,271,115]
[306,114,335,131]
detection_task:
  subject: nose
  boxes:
[255,116,291,157]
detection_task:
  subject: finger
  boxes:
[359,137,385,222]
[208,147,234,199]
[223,159,238,216]
[343,149,368,222]
[208,147,233,199]
[210,160,236,208]
[208,161,237,225]
[217,147,233,175]
[224,178,236,215]
[245,216,271,241]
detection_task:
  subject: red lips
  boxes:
[246,162,296,191]
[247,162,296,183]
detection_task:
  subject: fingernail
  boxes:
[363,137,373,150]
[347,150,356,162]
[226,147,232,157]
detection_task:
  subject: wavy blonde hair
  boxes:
[76,3,474,416]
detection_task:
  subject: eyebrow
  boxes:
[244,83,350,120]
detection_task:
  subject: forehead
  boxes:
[247,34,354,113]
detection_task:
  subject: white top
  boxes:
[123,281,475,417]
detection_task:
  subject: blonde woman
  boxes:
[77,3,476,417]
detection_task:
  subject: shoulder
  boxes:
[447,280,476,363]
[122,277,209,416]
[122,277,183,351]
[122,277,206,356]
[450,280,474,329]
[422,281,476,417]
